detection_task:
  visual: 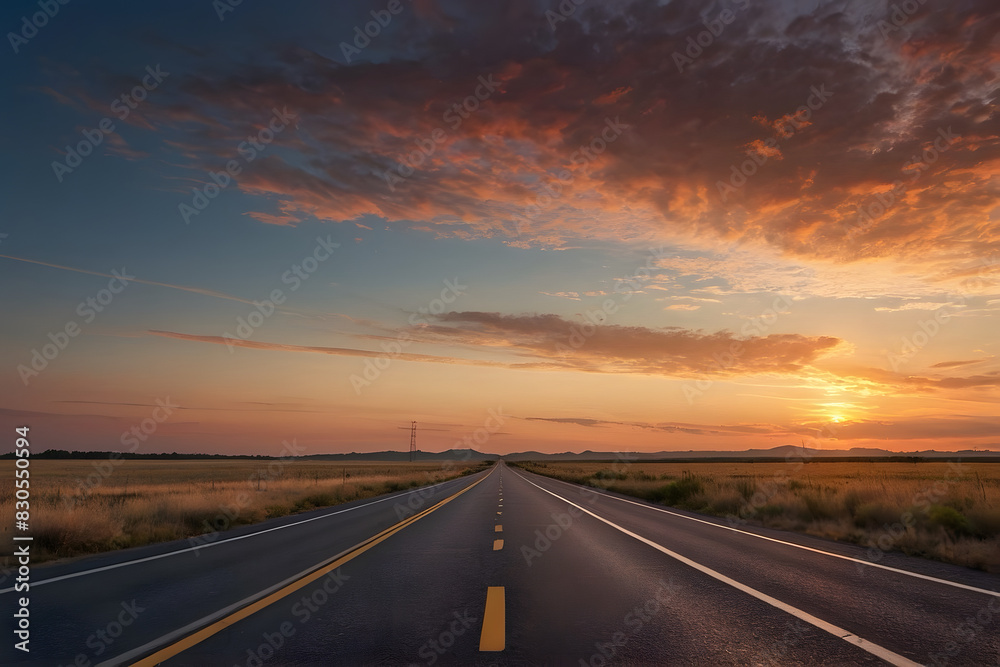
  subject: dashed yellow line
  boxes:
[495,524,502,532]
[479,586,505,651]
[493,539,504,551]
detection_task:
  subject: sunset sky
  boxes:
[2,0,998,456]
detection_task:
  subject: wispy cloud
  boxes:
[0,254,255,305]
[125,0,999,280]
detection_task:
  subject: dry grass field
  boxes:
[510,459,1000,572]
[0,458,491,566]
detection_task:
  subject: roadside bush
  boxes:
[928,505,973,536]
[852,502,900,528]
[734,479,756,500]
[651,476,703,506]
[708,491,743,515]
[967,507,1000,538]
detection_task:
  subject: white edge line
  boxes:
[95,544,353,667]
[517,465,1000,599]
[0,471,485,594]
[510,467,922,667]
[98,464,499,667]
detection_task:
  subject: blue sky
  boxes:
[2,0,999,455]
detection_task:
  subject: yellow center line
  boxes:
[479,586,506,651]
[492,539,504,551]
[128,469,493,666]
[495,524,502,532]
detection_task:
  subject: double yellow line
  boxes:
[129,468,494,666]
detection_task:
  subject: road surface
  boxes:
[2,462,998,665]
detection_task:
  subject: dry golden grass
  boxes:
[0,459,490,565]
[511,459,1000,572]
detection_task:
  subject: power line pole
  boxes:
[409,421,417,462]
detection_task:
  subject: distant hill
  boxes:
[502,445,1000,462]
[7,445,998,461]
[302,448,495,462]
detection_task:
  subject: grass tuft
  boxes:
[509,459,1000,572]
[0,459,491,565]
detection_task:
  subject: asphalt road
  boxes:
[3,461,998,665]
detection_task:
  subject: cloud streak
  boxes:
[0,254,255,305]
[125,0,1000,278]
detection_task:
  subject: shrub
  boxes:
[734,479,756,500]
[707,492,744,515]
[967,507,1000,539]
[842,491,863,517]
[802,493,833,521]
[929,505,973,536]
[651,476,703,506]
[852,502,900,528]
[757,503,784,519]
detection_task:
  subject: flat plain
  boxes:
[511,459,1000,571]
[0,458,490,565]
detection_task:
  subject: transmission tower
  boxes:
[409,421,417,462]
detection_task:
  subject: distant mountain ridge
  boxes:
[8,445,999,461]
[300,444,1000,462]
